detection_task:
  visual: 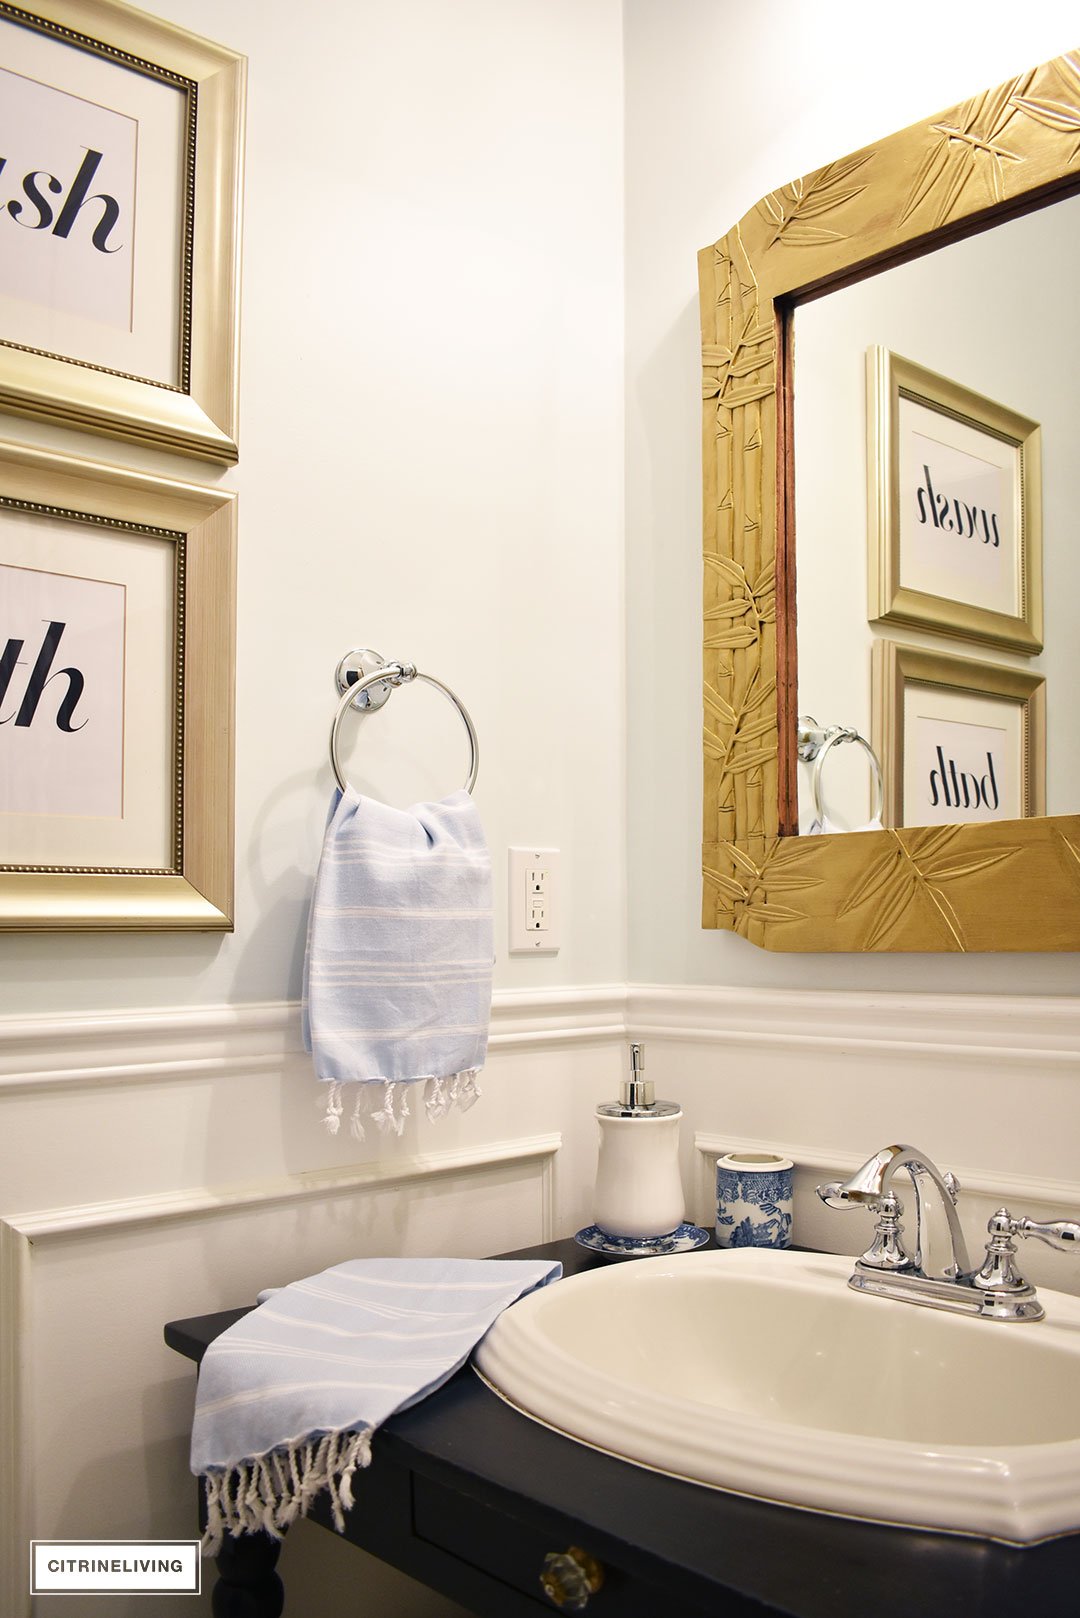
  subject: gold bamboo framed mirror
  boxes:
[700,46,1080,951]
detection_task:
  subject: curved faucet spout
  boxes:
[835,1143,970,1280]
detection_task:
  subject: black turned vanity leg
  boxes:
[198,1479,285,1618]
[210,1530,285,1618]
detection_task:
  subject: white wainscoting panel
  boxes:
[628,984,1080,1297]
[5,980,1079,1616]
[0,988,625,1618]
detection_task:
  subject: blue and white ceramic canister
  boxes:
[715,1151,793,1249]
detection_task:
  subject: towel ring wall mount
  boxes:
[330,648,479,796]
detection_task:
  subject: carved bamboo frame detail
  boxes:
[699,47,1080,952]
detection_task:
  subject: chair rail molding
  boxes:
[6,980,1077,1094]
[0,984,628,1094]
[628,982,1080,1067]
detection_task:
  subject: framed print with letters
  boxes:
[868,348,1042,655]
[872,640,1045,831]
[0,1,245,461]
[0,439,235,929]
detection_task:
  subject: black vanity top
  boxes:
[164,1238,1079,1618]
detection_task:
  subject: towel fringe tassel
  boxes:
[322,1082,345,1137]
[201,1427,372,1556]
[320,1070,482,1138]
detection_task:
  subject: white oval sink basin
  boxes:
[474,1249,1080,1543]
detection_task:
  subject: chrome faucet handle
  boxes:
[816,1181,857,1210]
[815,1182,912,1270]
[816,1178,893,1215]
[941,1170,961,1204]
[816,1178,909,1211]
[1012,1214,1080,1252]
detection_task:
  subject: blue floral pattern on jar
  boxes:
[715,1157,793,1249]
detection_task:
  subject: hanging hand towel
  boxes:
[192,1256,560,1553]
[303,786,493,1137]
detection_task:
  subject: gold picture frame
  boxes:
[0,439,235,929]
[0,0,245,463]
[699,45,1080,952]
[868,348,1042,654]
[872,642,1045,831]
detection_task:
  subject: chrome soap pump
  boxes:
[594,1043,684,1240]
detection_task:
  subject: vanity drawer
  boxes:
[411,1472,764,1617]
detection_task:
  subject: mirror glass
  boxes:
[699,44,1080,952]
[792,190,1080,834]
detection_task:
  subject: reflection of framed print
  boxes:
[0,2,245,462]
[0,439,235,928]
[867,348,1042,654]
[872,640,1045,831]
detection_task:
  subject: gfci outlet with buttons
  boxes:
[508,848,560,953]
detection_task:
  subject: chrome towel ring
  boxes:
[797,717,884,829]
[329,648,479,797]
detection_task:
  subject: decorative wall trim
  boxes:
[0,1220,29,1618]
[694,1131,1080,1228]
[0,1126,563,1618]
[0,1001,295,1094]
[8,1132,562,1243]
[0,986,628,1095]
[3,975,1078,1618]
[629,983,1080,1068]
[489,986,628,1048]
[6,979,1076,1096]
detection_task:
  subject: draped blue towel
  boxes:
[192,1257,561,1552]
[303,787,494,1137]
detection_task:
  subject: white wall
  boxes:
[624,0,1080,989]
[1,4,626,1615]
[0,0,628,1018]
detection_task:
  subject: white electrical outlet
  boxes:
[508,847,560,953]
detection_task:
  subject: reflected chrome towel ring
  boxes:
[797,716,884,828]
[330,648,479,796]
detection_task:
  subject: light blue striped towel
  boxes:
[192,1257,560,1552]
[302,787,494,1138]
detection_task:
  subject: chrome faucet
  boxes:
[818,1143,970,1280]
[817,1142,1080,1322]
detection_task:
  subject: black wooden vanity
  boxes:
[164,1238,1080,1617]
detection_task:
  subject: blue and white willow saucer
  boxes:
[574,1222,710,1258]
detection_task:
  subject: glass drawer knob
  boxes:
[539,1546,604,1611]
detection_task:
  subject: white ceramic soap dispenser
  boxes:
[594,1043,684,1240]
